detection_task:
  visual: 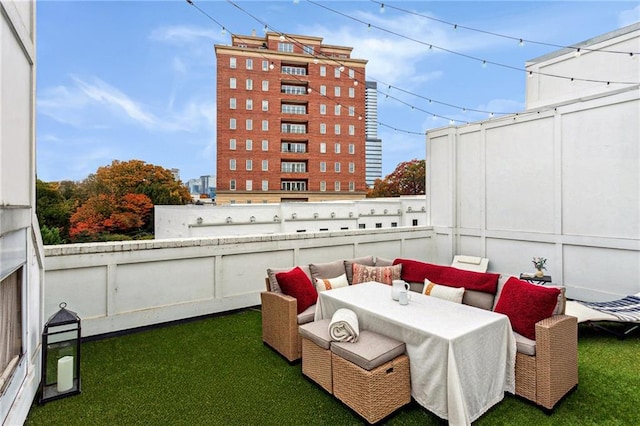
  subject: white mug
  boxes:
[399,289,411,305]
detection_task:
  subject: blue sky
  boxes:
[36,1,639,184]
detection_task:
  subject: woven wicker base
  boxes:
[332,353,410,424]
[515,352,537,402]
[301,338,332,393]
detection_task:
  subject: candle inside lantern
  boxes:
[57,356,74,392]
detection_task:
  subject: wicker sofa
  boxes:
[261,256,578,411]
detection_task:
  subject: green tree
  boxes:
[36,179,75,242]
[367,159,426,198]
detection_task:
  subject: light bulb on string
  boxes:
[263,25,268,34]
[482,60,487,68]
[353,80,358,86]
[380,3,385,13]
[221,27,227,36]
[279,34,285,42]
[519,39,524,47]
[269,62,275,70]
[339,66,345,72]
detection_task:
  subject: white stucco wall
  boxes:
[525,23,639,109]
[428,88,640,301]
[43,227,434,338]
[155,196,427,239]
[0,1,42,424]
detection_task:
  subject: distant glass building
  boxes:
[365,81,382,187]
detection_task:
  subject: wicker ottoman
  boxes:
[298,319,333,393]
[331,330,411,424]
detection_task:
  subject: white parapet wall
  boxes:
[43,227,434,337]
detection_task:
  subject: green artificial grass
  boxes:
[25,310,640,425]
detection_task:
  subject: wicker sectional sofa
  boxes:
[261,255,578,411]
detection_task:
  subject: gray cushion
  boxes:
[267,265,312,294]
[514,331,536,356]
[310,260,347,281]
[462,289,495,310]
[331,330,406,371]
[344,256,375,285]
[297,304,316,325]
[299,319,332,350]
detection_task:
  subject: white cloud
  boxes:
[72,76,158,127]
[38,75,217,134]
[618,5,640,28]
[149,25,219,44]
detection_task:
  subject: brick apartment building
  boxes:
[214,32,368,204]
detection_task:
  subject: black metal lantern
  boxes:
[39,302,81,404]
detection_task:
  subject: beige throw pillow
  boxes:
[423,279,465,304]
[314,273,349,292]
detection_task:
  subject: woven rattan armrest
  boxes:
[534,314,578,410]
[260,288,301,362]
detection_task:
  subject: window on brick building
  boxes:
[335,181,341,191]
[262,80,269,91]
[230,180,236,190]
[319,65,326,77]
[246,159,252,171]
[230,78,236,89]
[230,139,237,150]
[229,159,236,170]
[262,140,269,151]
[246,99,253,110]
[262,160,268,171]
[246,180,252,191]
[230,118,236,129]
[246,58,253,70]
[262,100,268,111]
[230,98,236,109]
[230,57,236,69]
[245,139,252,151]
[246,79,253,90]
[262,180,268,191]
[320,142,326,153]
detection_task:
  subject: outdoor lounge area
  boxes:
[2,4,639,425]
[23,308,640,425]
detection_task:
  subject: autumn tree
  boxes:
[367,159,426,198]
[66,160,191,242]
[69,193,153,241]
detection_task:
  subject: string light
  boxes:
[305,0,638,85]
[368,0,639,56]
[379,3,385,13]
[187,0,632,137]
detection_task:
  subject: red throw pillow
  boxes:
[494,277,561,340]
[275,267,318,314]
[393,258,499,294]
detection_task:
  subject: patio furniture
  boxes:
[451,255,489,272]
[298,319,333,393]
[316,282,515,425]
[331,330,410,424]
[565,293,640,339]
[513,314,578,410]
